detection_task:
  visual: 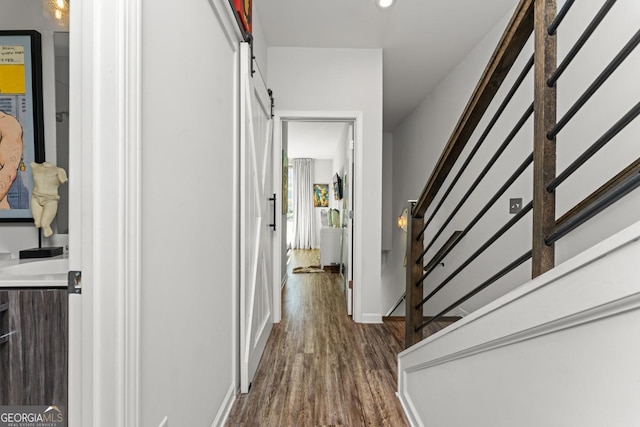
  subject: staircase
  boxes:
[399,0,640,424]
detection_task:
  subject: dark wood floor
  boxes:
[227,250,452,426]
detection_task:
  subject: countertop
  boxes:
[0,256,68,288]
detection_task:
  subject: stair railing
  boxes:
[406,0,640,348]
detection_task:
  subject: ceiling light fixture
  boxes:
[377,0,395,8]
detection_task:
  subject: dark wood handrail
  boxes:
[546,171,640,245]
[413,0,534,218]
[556,158,640,228]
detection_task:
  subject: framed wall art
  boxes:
[313,183,329,208]
[232,0,252,35]
[0,30,45,221]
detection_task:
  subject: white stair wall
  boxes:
[398,220,640,427]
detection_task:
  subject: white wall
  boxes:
[381,132,393,252]
[251,9,268,82]
[268,47,383,322]
[553,0,640,262]
[313,159,333,246]
[138,0,238,424]
[0,0,66,256]
[385,0,640,318]
[399,220,640,426]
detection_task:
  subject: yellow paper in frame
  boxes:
[0,45,26,94]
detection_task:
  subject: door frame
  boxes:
[70,0,145,423]
[272,111,364,323]
[70,0,227,424]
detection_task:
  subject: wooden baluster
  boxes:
[532,0,557,278]
[405,202,424,348]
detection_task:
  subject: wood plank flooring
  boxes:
[227,249,456,426]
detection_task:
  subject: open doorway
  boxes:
[279,119,355,317]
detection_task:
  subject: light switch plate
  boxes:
[510,198,523,214]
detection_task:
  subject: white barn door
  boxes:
[239,42,274,393]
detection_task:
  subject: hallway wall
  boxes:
[268,47,383,322]
[138,0,240,424]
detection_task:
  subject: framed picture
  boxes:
[0,30,45,222]
[232,0,252,35]
[313,184,329,208]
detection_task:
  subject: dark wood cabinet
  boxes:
[0,289,67,416]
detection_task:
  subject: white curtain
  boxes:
[292,158,317,249]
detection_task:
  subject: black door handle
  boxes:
[268,193,276,231]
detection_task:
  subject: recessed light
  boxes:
[377,0,395,8]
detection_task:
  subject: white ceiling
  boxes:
[287,121,350,160]
[255,0,518,132]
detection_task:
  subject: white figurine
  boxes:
[30,162,68,237]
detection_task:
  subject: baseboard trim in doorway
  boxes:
[360,313,383,324]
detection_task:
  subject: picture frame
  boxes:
[313,184,329,208]
[0,30,45,222]
[232,0,252,35]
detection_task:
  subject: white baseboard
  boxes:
[360,313,383,324]
[211,383,236,427]
[396,391,419,427]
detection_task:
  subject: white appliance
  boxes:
[320,227,342,268]
[319,209,342,268]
